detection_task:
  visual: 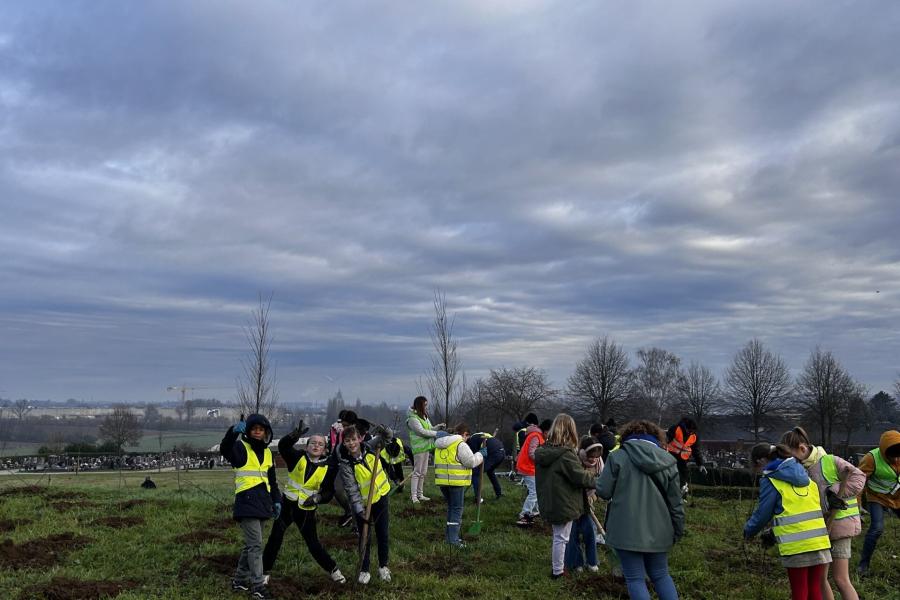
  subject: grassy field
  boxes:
[0,470,898,599]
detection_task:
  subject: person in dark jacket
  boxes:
[262,422,346,585]
[338,424,393,585]
[467,431,506,500]
[596,420,683,600]
[220,414,281,600]
[535,413,597,578]
[590,422,618,462]
[665,417,707,495]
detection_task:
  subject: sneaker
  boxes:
[339,514,354,528]
[587,565,599,573]
[330,568,346,584]
[231,579,250,592]
[574,566,583,573]
[358,571,371,585]
[515,514,533,527]
[378,566,392,582]
[550,572,565,580]
[250,587,275,600]
[262,574,270,586]
[418,495,431,502]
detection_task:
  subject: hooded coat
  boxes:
[435,433,484,471]
[534,444,596,525]
[220,414,281,520]
[858,430,900,509]
[744,456,816,538]
[597,436,684,552]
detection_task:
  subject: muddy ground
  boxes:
[0,517,31,532]
[0,532,91,569]
[91,516,145,528]
[19,576,138,600]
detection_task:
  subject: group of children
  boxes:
[220,400,900,600]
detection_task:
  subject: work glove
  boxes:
[233,421,246,434]
[479,447,488,458]
[699,466,708,475]
[290,419,309,439]
[273,502,282,520]
[760,529,776,548]
[373,424,394,441]
[434,423,446,430]
[302,493,320,508]
[435,431,450,439]
[826,489,849,512]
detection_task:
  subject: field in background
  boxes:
[1,471,899,599]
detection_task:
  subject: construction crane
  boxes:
[165,385,230,405]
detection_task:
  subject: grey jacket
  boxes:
[337,436,389,515]
[596,437,685,553]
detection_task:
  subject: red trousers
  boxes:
[786,564,826,600]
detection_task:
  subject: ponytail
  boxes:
[780,426,812,450]
[750,442,793,464]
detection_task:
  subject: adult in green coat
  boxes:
[596,419,684,600]
[535,414,597,577]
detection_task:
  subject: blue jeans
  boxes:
[616,549,679,600]
[565,513,597,569]
[860,501,900,570]
[440,485,466,545]
[520,475,538,516]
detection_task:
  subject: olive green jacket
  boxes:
[535,444,597,525]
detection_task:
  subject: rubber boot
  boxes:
[446,522,464,547]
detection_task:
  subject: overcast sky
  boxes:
[1,1,898,407]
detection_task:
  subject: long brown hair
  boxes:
[750,442,793,465]
[546,413,579,449]
[780,426,813,450]
[412,396,428,419]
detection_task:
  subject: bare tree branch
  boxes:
[630,347,681,424]
[724,339,792,441]
[566,336,631,422]
[425,290,461,424]
[235,293,280,419]
[674,361,722,430]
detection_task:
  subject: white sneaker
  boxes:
[378,566,392,582]
[419,495,431,501]
[587,565,599,572]
[331,568,346,584]
[574,566,583,573]
[358,571,370,585]
[262,574,270,586]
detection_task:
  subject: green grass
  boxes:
[1,471,899,599]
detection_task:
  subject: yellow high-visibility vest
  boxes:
[819,454,860,520]
[434,439,471,487]
[283,455,328,510]
[234,440,273,494]
[866,448,900,496]
[354,452,390,504]
[770,477,832,556]
[380,438,407,465]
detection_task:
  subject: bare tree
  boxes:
[12,399,33,420]
[724,339,792,441]
[796,347,849,449]
[425,290,461,424]
[236,293,279,417]
[630,347,681,424]
[895,373,900,404]
[674,361,722,431]
[479,366,557,430]
[837,378,869,456]
[99,405,144,453]
[566,336,631,422]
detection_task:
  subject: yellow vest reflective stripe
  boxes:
[819,454,860,520]
[434,439,471,487]
[234,440,273,494]
[380,438,407,465]
[283,455,328,509]
[354,453,390,504]
[611,434,621,453]
[867,448,900,495]
[770,477,832,556]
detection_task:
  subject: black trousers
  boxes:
[385,463,404,485]
[262,500,336,574]
[355,496,389,571]
[673,454,689,488]
[472,458,503,499]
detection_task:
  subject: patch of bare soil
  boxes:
[267,574,348,597]
[321,535,359,551]
[565,573,629,597]
[0,518,31,532]
[91,516,144,528]
[18,576,138,600]
[395,502,444,520]
[179,552,236,578]
[0,532,91,569]
[172,530,230,544]
[203,515,235,531]
[408,549,476,576]
[0,485,46,497]
[0,486,86,501]
[117,499,148,510]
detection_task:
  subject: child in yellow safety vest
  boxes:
[856,429,900,577]
[338,424,393,585]
[220,414,281,600]
[434,423,484,547]
[744,443,832,600]
[780,427,864,600]
[262,422,346,585]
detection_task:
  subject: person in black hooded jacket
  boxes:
[220,414,281,600]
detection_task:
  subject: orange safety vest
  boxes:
[516,430,545,476]
[667,426,696,461]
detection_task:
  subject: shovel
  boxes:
[467,462,486,535]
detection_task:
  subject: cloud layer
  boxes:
[1,2,898,404]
